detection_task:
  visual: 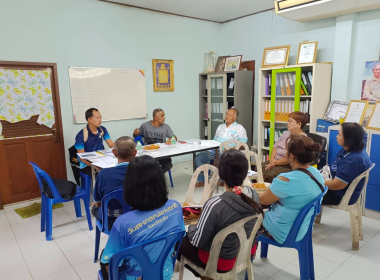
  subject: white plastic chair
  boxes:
[179,214,263,280]
[183,164,219,225]
[183,164,219,206]
[241,150,264,185]
[315,163,375,250]
[220,140,249,153]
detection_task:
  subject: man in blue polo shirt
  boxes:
[75,108,114,176]
[91,136,136,230]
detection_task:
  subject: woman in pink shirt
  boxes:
[261,111,308,182]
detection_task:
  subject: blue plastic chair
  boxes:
[258,186,328,280]
[29,162,93,241]
[134,135,174,188]
[98,230,185,280]
[77,172,92,217]
[94,189,131,262]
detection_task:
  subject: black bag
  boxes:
[68,145,81,186]
[42,178,77,200]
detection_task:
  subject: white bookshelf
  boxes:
[257,63,332,161]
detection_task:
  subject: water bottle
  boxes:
[136,141,142,150]
[171,136,176,146]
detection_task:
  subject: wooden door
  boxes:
[0,61,66,207]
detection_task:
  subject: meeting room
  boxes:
[1,1,380,280]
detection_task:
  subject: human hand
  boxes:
[133,128,140,135]
[265,160,276,170]
[165,138,172,145]
[94,166,101,172]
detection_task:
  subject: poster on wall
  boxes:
[361,61,380,101]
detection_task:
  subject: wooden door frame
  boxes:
[0,61,66,209]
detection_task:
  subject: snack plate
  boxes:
[252,182,271,194]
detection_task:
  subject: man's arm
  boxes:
[325,178,347,190]
[105,139,114,148]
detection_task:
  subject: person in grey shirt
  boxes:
[133,108,177,173]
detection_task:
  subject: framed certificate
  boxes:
[367,101,380,130]
[297,41,318,65]
[152,59,174,92]
[344,100,369,125]
[323,100,349,123]
[261,45,290,68]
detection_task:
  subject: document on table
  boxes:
[91,156,118,168]
[201,140,221,146]
[77,152,105,160]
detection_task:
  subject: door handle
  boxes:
[52,128,59,143]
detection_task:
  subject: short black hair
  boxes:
[123,155,168,211]
[85,108,98,121]
[341,122,365,152]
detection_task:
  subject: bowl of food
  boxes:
[251,182,270,194]
[143,144,160,151]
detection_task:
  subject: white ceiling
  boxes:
[103,0,275,22]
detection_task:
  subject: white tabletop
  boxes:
[90,139,220,169]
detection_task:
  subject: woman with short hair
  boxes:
[100,155,184,280]
[261,111,309,182]
[259,134,324,244]
[323,122,372,205]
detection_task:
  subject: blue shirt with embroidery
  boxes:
[101,199,185,280]
[74,125,111,168]
[93,162,128,216]
[330,148,371,205]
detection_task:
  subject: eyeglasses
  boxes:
[287,119,296,124]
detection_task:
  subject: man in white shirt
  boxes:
[195,108,248,187]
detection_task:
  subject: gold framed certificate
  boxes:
[367,101,380,131]
[344,100,369,125]
[261,45,290,68]
[152,59,174,92]
[297,41,318,65]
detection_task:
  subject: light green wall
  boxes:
[221,9,380,144]
[0,0,221,178]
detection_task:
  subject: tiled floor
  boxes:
[1,160,380,280]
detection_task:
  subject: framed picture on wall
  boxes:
[297,41,318,65]
[344,100,369,125]
[152,59,174,92]
[261,45,290,68]
[361,61,380,101]
[224,55,242,71]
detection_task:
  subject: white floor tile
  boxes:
[6,211,40,227]
[28,252,71,280]
[262,245,299,263]
[368,230,380,246]
[252,254,289,277]
[22,241,61,264]
[291,254,339,279]
[271,263,322,280]
[40,267,81,280]
[73,259,101,280]
[325,266,372,280]
[0,209,7,221]
[0,218,11,232]
[12,220,42,238]
[0,239,21,256]
[17,231,48,250]
[0,263,33,280]
[341,254,380,280]
[0,228,15,243]
[0,251,27,272]
[312,239,356,266]
[337,221,380,242]
[355,241,380,263]
[63,242,95,266]
[55,230,93,252]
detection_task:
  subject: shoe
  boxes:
[195,182,205,188]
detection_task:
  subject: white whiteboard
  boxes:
[69,67,147,123]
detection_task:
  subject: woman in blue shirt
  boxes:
[100,155,185,280]
[259,135,324,244]
[323,123,372,205]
